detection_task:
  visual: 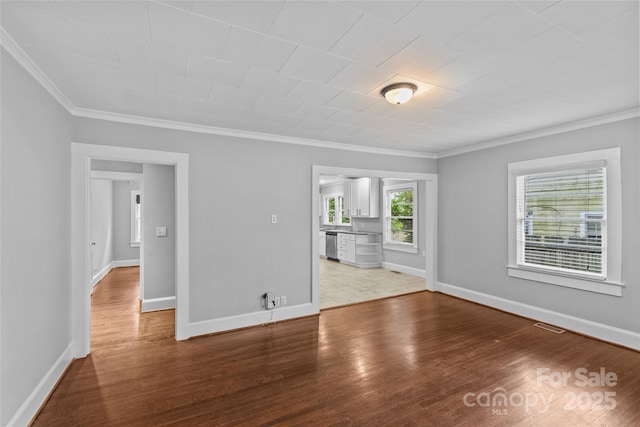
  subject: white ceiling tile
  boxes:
[20,43,101,83]
[222,27,297,72]
[378,36,462,79]
[94,62,157,92]
[115,37,188,77]
[576,8,639,49]
[57,1,151,42]
[606,39,640,65]
[186,54,249,87]
[339,1,419,25]
[131,89,184,120]
[156,73,211,100]
[148,1,229,57]
[260,112,305,131]
[208,84,260,108]
[183,98,228,117]
[540,1,639,35]
[2,7,120,62]
[295,119,334,133]
[2,1,64,20]
[154,1,193,12]
[422,57,490,89]
[448,3,550,56]
[291,103,340,121]
[325,110,368,127]
[325,91,379,112]
[240,68,299,97]
[269,1,362,51]
[396,1,509,44]
[498,27,586,70]
[330,14,416,67]
[280,46,351,84]
[327,62,395,94]
[321,123,362,138]
[225,106,268,122]
[410,85,465,109]
[455,70,520,98]
[253,96,303,115]
[191,1,283,33]
[285,81,344,105]
[516,1,559,14]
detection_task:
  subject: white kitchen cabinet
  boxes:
[343,180,351,218]
[319,231,326,257]
[337,232,380,268]
[350,178,379,218]
[337,233,355,263]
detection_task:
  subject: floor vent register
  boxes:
[533,322,566,334]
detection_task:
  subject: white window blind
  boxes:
[516,167,606,278]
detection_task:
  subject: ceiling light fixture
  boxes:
[381,83,417,105]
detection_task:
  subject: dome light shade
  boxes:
[381,83,417,105]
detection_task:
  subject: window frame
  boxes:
[322,192,350,226]
[383,182,418,253]
[507,148,623,296]
[130,190,141,248]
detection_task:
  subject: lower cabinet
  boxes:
[337,232,380,267]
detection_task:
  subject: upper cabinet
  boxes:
[350,178,379,218]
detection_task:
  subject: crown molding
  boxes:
[1,27,75,113]
[72,107,438,159]
[436,108,640,159]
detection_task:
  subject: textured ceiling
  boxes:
[2,1,638,155]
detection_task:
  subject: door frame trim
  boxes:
[71,142,190,358]
[312,166,437,312]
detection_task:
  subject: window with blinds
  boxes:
[516,167,606,278]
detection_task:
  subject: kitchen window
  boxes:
[507,148,623,296]
[130,190,141,247]
[322,193,350,225]
[383,182,417,253]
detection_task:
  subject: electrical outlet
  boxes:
[263,291,275,309]
[280,295,287,305]
[274,296,281,307]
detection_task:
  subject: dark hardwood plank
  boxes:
[33,267,640,426]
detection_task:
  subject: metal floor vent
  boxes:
[533,322,566,334]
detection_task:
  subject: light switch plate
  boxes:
[156,226,167,237]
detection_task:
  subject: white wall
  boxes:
[437,118,640,338]
[90,179,113,283]
[1,48,73,426]
[142,164,176,303]
[113,180,140,262]
[73,117,436,323]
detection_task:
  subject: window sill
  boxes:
[383,243,418,254]
[506,265,623,297]
[130,242,140,248]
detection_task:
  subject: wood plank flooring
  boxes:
[34,267,640,426]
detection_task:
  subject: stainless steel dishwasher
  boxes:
[326,231,338,260]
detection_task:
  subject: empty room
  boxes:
[1,1,639,426]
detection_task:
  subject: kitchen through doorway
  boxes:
[314,168,437,310]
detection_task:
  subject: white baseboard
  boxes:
[382,262,426,278]
[112,259,140,268]
[437,281,640,351]
[187,303,316,338]
[8,342,74,427]
[141,296,176,312]
[91,262,112,288]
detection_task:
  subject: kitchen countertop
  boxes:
[319,229,381,235]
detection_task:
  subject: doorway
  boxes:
[312,166,437,313]
[71,143,190,359]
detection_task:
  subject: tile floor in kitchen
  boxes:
[320,257,426,309]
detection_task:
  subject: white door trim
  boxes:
[312,166,437,312]
[71,143,190,358]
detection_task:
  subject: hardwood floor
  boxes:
[34,267,639,426]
